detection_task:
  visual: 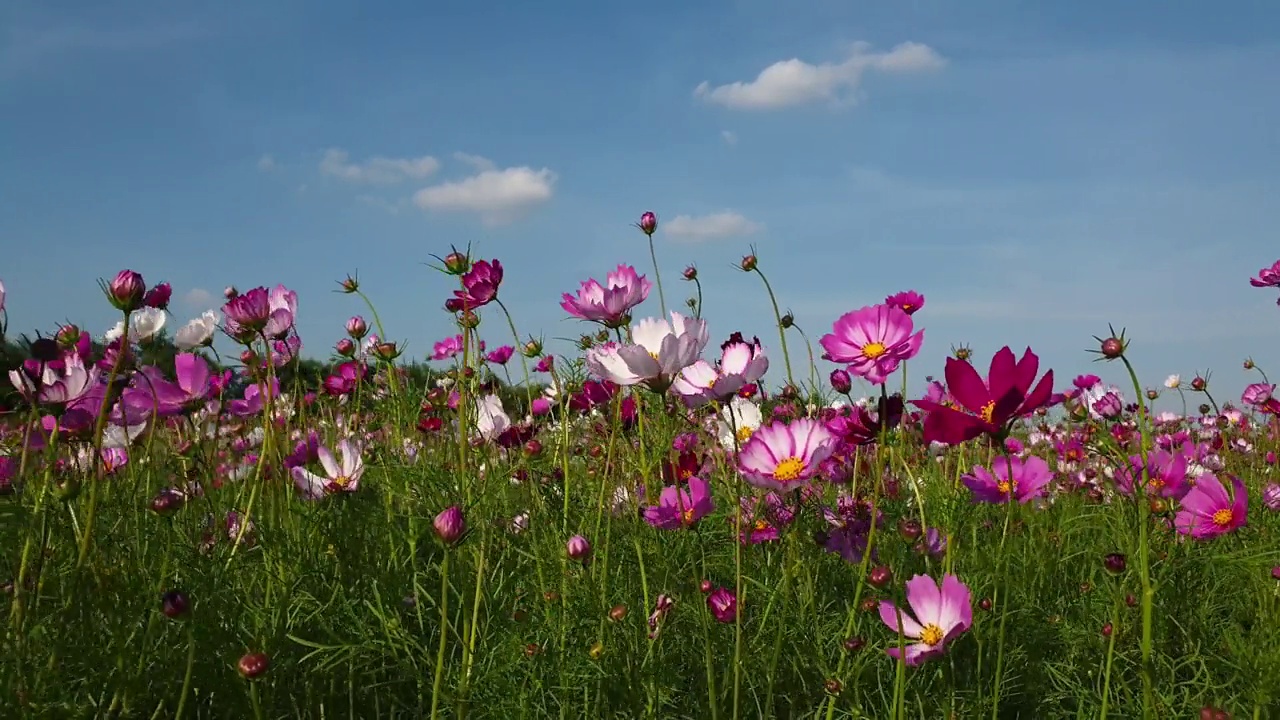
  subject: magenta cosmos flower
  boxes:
[453,259,503,309]
[878,574,973,666]
[1175,474,1248,539]
[1249,259,1280,288]
[885,290,925,316]
[961,455,1054,504]
[643,477,714,529]
[560,264,652,328]
[737,418,838,493]
[9,352,99,406]
[912,346,1054,445]
[820,304,924,385]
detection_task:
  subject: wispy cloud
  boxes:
[257,154,277,172]
[720,130,738,146]
[413,165,557,226]
[181,287,214,309]
[1,19,205,80]
[319,148,440,184]
[694,41,945,110]
[664,211,762,241]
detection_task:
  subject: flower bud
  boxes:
[830,369,852,394]
[433,506,466,546]
[143,282,172,310]
[566,534,592,562]
[336,338,356,357]
[224,285,238,299]
[237,651,270,679]
[443,251,470,275]
[867,565,893,588]
[106,270,146,312]
[346,316,368,340]
[740,254,757,272]
[340,275,359,293]
[638,211,657,236]
[683,265,697,281]
[1103,552,1127,574]
[1100,337,1124,358]
[160,590,190,619]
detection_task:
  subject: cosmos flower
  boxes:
[175,310,219,350]
[878,574,973,666]
[737,418,838,493]
[960,455,1054,504]
[585,313,709,392]
[561,264,652,328]
[912,346,1054,445]
[1174,474,1248,539]
[820,304,924,385]
[643,477,714,529]
[291,439,365,500]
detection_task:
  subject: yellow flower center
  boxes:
[649,351,661,362]
[900,304,915,312]
[1211,508,1234,527]
[735,426,754,444]
[773,457,806,482]
[753,518,771,532]
[980,401,996,423]
[997,480,1016,495]
[681,507,695,525]
[919,623,944,646]
[862,342,888,359]
[333,475,351,488]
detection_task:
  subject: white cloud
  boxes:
[694,41,945,110]
[453,152,496,172]
[257,154,277,172]
[664,211,762,241]
[721,130,738,146]
[182,287,213,308]
[413,166,556,226]
[320,148,440,184]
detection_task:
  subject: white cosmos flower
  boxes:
[1164,374,1181,390]
[176,310,219,350]
[475,394,511,441]
[585,312,709,391]
[104,307,168,344]
[715,395,763,451]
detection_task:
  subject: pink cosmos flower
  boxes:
[643,477,714,529]
[1174,474,1248,539]
[820,304,924,385]
[560,264,652,328]
[486,345,514,365]
[960,455,1054,504]
[223,287,292,340]
[432,335,464,361]
[9,353,99,406]
[737,418,838,493]
[672,333,768,406]
[878,574,973,666]
[291,438,365,500]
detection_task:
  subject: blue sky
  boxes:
[3,0,1280,406]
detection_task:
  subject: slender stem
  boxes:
[752,268,794,388]
[647,234,668,318]
[1119,355,1156,719]
[430,551,451,720]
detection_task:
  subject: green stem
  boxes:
[430,551,451,720]
[752,268,794,389]
[647,234,667,318]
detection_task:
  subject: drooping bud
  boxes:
[1100,336,1124,359]
[740,254,757,272]
[237,652,270,679]
[143,282,172,310]
[340,275,359,293]
[682,265,697,281]
[443,251,471,275]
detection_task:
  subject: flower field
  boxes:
[3,221,1280,719]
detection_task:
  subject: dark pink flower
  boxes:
[1250,259,1280,288]
[453,259,503,309]
[1175,474,1247,539]
[884,290,925,316]
[820,304,924,385]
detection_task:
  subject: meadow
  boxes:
[3,215,1280,719]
